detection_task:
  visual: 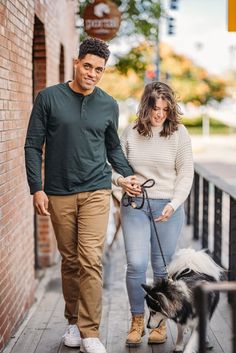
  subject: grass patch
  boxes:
[186,126,236,135]
[182,116,236,135]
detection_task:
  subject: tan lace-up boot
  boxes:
[148,320,167,344]
[126,314,145,345]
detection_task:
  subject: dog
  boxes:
[142,248,224,353]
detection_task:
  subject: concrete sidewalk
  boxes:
[192,134,236,189]
[2,133,235,353]
[1,225,232,353]
[191,134,236,161]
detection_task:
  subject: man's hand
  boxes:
[33,191,51,216]
[155,204,174,222]
[117,176,141,196]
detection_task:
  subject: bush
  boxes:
[181,116,228,128]
[182,116,236,135]
[182,116,202,127]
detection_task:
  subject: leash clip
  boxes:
[131,201,137,209]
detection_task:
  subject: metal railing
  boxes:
[194,281,236,353]
[186,162,236,300]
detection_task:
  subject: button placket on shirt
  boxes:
[81,96,88,119]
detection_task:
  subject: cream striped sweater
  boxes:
[113,123,194,211]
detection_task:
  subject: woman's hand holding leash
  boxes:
[155,204,174,222]
[117,176,141,196]
[121,178,169,272]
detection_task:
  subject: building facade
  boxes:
[0,0,78,350]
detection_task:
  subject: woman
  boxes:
[113,81,194,346]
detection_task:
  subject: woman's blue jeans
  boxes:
[121,198,185,315]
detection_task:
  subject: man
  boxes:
[25,38,136,353]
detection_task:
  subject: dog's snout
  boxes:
[146,316,151,329]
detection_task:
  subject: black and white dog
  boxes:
[142,248,224,353]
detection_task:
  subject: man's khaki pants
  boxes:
[48,189,111,338]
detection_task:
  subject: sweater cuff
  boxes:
[113,175,123,186]
[29,182,43,195]
[168,199,181,212]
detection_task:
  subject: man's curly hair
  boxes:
[78,37,110,63]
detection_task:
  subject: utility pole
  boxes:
[156,0,161,81]
[155,0,179,82]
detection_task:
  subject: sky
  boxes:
[160,0,236,75]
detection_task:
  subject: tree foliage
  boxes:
[78,0,161,40]
[114,42,154,77]
[98,67,144,100]
[225,70,236,98]
[78,1,229,105]
[161,44,228,105]
[98,43,229,105]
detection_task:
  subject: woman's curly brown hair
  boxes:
[134,81,182,138]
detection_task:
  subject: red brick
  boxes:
[0,0,77,349]
[0,89,10,100]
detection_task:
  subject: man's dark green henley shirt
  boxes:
[24,82,133,195]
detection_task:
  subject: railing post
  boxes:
[195,286,207,353]
[186,193,191,225]
[233,292,236,352]
[193,172,200,240]
[195,282,236,353]
[229,196,236,302]
[213,186,222,265]
[202,178,209,249]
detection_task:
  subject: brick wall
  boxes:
[0,0,78,350]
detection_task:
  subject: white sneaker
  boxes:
[63,324,81,347]
[80,338,107,353]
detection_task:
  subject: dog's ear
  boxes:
[141,284,152,293]
[157,292,169,316]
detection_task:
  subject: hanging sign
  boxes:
[228,0,236,31]
[83,0,121,41]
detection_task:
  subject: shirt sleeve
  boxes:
[169,126,194,211]
[105,101,133,178]
[112,124,130,186]
[24,92,48,194]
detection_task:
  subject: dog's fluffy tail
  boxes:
[168,248,223,281]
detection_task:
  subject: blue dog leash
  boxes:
[121,179,169,277]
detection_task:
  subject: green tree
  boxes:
[79,1,229,105]
[99,43,229,105]
[79,0,161,40]
[98,67,144,100]
[79,1,161,80]
[114,41,154,77]
[161,44,228,105]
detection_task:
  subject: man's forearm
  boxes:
[24,146,43,194]
[107,145,133,177]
